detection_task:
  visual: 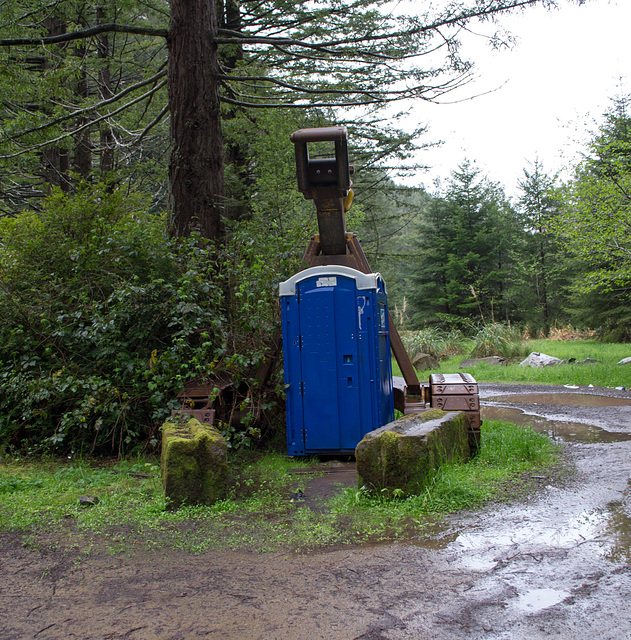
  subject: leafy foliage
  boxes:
[0,185,286,454]
[554,95,631,340]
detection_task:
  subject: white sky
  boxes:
[405,0,630,199]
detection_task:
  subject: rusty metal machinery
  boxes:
[290,126,423,396]
[291,126,482,452]
[290,126,354,256]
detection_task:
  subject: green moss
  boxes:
[356,410,469,495]
[161,418,228,508]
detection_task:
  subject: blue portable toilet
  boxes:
[279,266,394,456]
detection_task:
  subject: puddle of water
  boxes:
[481,405,631,444]
[605,493,631,563]
[512,588,569,613]
[289,463,357,512]
[486,393,631,407]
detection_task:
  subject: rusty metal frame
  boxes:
[292,126,420,394]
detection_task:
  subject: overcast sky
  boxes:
[405,0,630,199]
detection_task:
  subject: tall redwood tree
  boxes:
[167,0,225,240]
[0,0,572,240]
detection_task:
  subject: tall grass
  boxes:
[400,328,467,360]
[469,323,526,358]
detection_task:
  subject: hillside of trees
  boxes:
[359,95,631,343]
[0,0,627,455]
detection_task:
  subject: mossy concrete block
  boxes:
[161,417,228,508]
[355,409,469,495]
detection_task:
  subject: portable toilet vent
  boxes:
[279,266,394,456]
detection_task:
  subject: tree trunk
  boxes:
[97,5,115,177]
[167,0,225,240]
[41,16,71,193]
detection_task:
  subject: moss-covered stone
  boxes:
[161,417,228,508]
[355,409,469,495]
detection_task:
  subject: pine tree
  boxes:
[514,159,567,332]
[411,161,520,326]
[556,95,631,340]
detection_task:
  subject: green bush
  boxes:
[0,185,285,455]
[400,327,466,361]
[469,323,526,359]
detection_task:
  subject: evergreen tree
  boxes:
[556,95,631,340]
[410,161,520,327]
[513,159,567,332]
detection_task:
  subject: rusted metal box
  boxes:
[429,373,480,411]
[429,373,478,396]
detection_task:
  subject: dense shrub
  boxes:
[0,186,285,455]
[469,323,526,359]
[400,327,467,361]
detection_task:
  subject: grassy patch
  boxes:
[332,420,559,532]
[396,339,631,388]
[0,422,563,554]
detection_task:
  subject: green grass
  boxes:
[394,339,631,388]
[0,420,562,553]
[331,419,558,531]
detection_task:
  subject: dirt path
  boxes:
[2,383,631,640]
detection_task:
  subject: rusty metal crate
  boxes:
[430,373,480,411]
[431,395,480,411]
[429,373,478,396]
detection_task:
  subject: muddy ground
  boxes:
[2,382,631,640]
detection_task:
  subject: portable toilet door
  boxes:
[279,266,394,456]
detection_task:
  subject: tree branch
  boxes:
[0,1,542,55]
[136,102,169,144]
[0,23,168,47]
[215,0,544,50]
[1,69,168,143]
[0,79,167,159]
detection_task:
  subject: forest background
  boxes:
[0,0,629,456]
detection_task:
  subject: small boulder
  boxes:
[79,495,99,507]
[460,356,506,368]
[355,409,470,495]
[161,417,228,508]
[519,352,562,367]
[412,352,439,371]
